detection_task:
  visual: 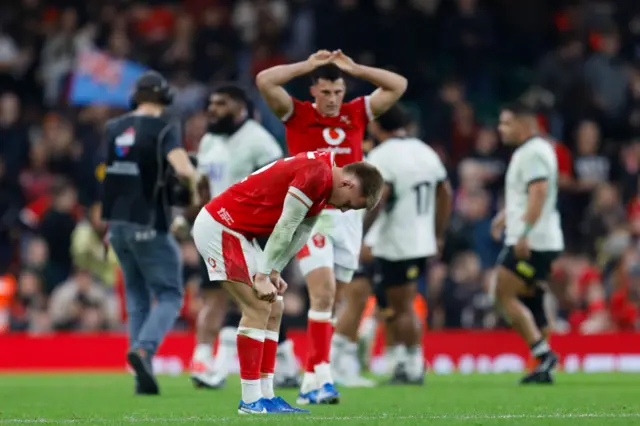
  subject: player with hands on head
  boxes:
[257,48,407,401]
[191,151,384,414]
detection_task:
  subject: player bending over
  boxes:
[192,151,383,414]
[363,105,452,384]
[492,103,564,384]
[190,85,299,390]
[256,49,406,399]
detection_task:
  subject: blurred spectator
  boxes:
[48,269,119,331]
[38,179,78,293]
[581,183,627,258]
[193,6,240,83]
[0,92,29,179]
[468,127,506,197]
[440,251,490,328]
[0,157,22,272]
[71,219,119,287]
[10,269,48,332]
[584,27,629,133]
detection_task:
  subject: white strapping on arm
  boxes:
[259,188,316,274]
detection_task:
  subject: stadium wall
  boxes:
[1,331,639,374]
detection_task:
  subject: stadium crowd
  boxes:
[0,0,638,335]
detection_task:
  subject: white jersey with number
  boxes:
[197,119,283,197]
[366,137,447,260]
[504,136,564,251]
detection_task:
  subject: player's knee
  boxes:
[242,298,272,328]
[269,298,284,322]
[307,275,335,311]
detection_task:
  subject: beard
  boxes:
[208,114,237,135]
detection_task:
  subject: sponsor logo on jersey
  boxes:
[115,127,135,157]
[322,127,346,146]
[317,146,352,154]
[217,208,234,225]
[312,233,326,248]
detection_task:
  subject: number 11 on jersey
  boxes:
[413,181,432,215]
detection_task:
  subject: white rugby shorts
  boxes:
[192,209,262,285]
[296,209,363,283]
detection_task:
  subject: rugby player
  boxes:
[191,151,383,413]
[362,105,452,384]
[189,85,299,389]
[256,49,407,402]
[492,103,564,384]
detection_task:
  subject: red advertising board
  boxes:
[1,331,639,374]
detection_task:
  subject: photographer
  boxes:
[101,70,199,395]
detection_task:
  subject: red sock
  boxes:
[306,310,333,372]
[237,327,265,380]
[261,331,279,375]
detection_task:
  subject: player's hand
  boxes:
[490,212,505,242]
[330,49,358,74]
[268,270,288,295]
[306,50,336,69]
[253,273,277,303]
[170,215,190,239]
[514,237,531,259]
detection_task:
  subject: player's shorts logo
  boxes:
[322,127,346,146]
[312,233,326,248]
[406,265,420,280]
[207,257,217,270]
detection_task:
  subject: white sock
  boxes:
[389,345,408,371]
[330,333,350,362]
[315,362,333,386]
[276,340,298,376]
[301,372,317,394]
[213,327,237,375]
[261,374,275,399]
[406,345,424,379]
[241,379,262,404]
[193,343,212,362]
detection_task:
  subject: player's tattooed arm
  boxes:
[256,50,335,119]
[363,182,392,235]
[331,50,407,118]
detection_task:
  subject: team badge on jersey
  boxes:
[322,128,346,146]
[115,127,135,157]
[312,233,326,248]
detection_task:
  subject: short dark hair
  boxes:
[213,84,249,106]
[343,161,384,210]
[310,64,343,84]
[376,104,410,132]
[502,101,537,118]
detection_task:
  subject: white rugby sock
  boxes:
[241,379,262,404]
[193,343,212,362]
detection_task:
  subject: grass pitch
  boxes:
[0,373,637,425]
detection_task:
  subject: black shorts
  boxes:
[353,261,374,280]
[372,257,427,312]
[373,257,427,288]
[498,246,560,287]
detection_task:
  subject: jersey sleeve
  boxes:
[282,97,306,124]
[160,120,182,156]
[252,132,283,169]
[196,133,211,163]
[432,152,448,182]
[346,96,375,125]
[288,161,332,208]
[523,147,553,184]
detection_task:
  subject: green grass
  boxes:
[0,374,638,425]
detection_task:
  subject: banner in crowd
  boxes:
[68,50,147,108]
[2,331,639,374]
